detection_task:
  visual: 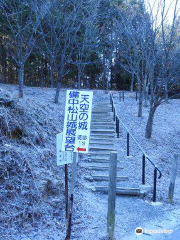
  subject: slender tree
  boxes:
[0,0,49,97]
[145,0,180,138]
[69,0,99,89]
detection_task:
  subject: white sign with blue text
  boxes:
[62,90,93,153]
[56,133,73,166]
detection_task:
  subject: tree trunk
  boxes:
[144,87,148,108]
[78,65,81,90]
[50,57,54,88]
[1,65,5,83]
[165,81,168,102]
[18,63,24,98]
[103,53,106,90]
[130,73,134,92]
[138,91,143,117]
[137,75,143,117]
[144,82,150,108]
[40,76,44,88]
[54,79,61,103]
[50,67,54,88]
[44,57,48,86]
[143,74,148,107]
[1,47,6,83]
[110,56,113,90]
[145,107,156,139]
[54,54,65,103]
[40,57,44,87]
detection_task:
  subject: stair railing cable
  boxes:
[110,92,162,202]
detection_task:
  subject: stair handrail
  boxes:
[110,92,162,202]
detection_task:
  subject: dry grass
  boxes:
[0,88,65,238]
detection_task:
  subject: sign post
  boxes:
[65,152,77,240]
[56,133,73,219]
[60,90,93,240]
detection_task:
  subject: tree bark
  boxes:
[165,81,168,102]
[144,84,149,108]
[130,73,134,92]
[137,76,143,117]
[40,57,44,87]
[1,47,6,83]
[78,65,81,90]
[50,67,54,88]
[54,54,65,103]
[18,63,24,98]
[54,77,61,103]
[144,91,148,107]
[50,57,54,88]
[138,91,143,117]
[40,75,44,88]
[103,53,106,90]
[145,107,156,138]
[1,66,5,83]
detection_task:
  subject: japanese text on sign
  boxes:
[56,133,73,166]
[62,90,93,153]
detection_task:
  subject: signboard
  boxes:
[56,133,73,166]
[62,90,93,153]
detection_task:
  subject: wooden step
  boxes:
[93,186,143,196]
[90,137,115,142]
[92,112,112,115]
[89,151,111,156]
[90,142,114,146]
[88,158,125,164]
[91,122,114,125]
[85,175,129,182]
[88,159,110,163]
[89,151,110,156]
[93,105,111,109]
[91,118,112,122]
[91,119,112,123]
[87,166,123,171]
[92,108,111,111]
[88,154,110,160]
[90,133,115,138]
[91,125,115,130]
[89,147,115,152]
[91,131,115,136]
[93,104,110,108]
[92,111,112,114]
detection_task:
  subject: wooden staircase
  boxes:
[84,100,151,197]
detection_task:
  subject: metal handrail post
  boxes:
[116,116,118,136]
[142,154,145,185]
[153,168,157,202]
[117,118,119,138]
[127,133,130,156]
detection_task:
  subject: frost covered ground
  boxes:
[113,91,180,203]
[0,84,180,240]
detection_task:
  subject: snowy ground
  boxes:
[112,91,180,203]
[0,84,180,240]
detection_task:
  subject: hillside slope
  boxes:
[0,84,180,240]
[0,85,66,239]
